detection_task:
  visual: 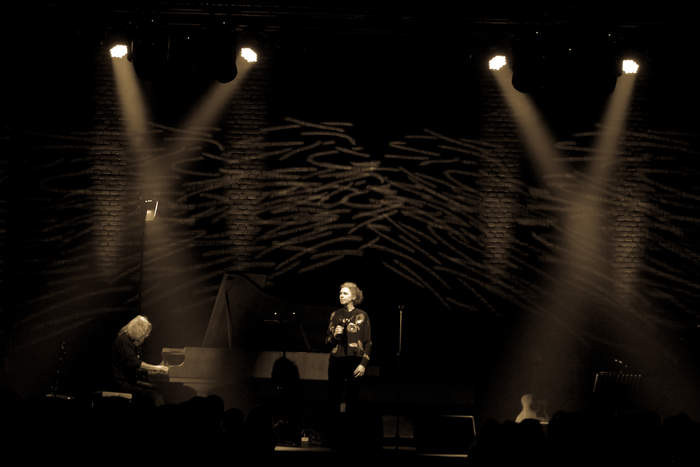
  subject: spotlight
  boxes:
[489,55,507,71]
[145,199,158,222]
[510,29,547,94]
[209,42,238,83]
[621,59,639,74]
[238,32,262,64]
[110,43,129,59]
[240,47,259,63]
[105,24,132,59]
[203,15,239,83]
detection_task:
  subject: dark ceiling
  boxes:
[99,2,696,26]
[20,2,698,28]
[13,2,693,62]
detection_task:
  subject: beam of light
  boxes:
[108,56,160,285]
[489,55,507,71]
[545,73,638,351]
[111,57,151,155]
[489,62,640,421]
[110,56,159,192]
[588,72,637,184]
[110,44,129,59]
[622,59,639,75]
[110,41,260,356]
[241,47,258,63]
[492,66,567,187]
[553,73,637,310]
[173,55,256,148]
[589,72,638,304]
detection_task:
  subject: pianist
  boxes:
[111,315,169,407]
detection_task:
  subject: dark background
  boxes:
[2,2,700,421]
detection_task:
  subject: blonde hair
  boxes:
[340,282,363,305]
[120,315,152,342]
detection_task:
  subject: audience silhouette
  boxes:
[2,386,699,465]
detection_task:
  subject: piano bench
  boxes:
[91,391,134,408]
[94,391,133,400]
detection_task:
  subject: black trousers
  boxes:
[327,356,381,452]
[113,379,165,408]
[328,356,363,415]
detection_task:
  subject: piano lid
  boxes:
[201,273,334,352]
[202,274,285,348]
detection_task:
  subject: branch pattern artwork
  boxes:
[8,117,700,352]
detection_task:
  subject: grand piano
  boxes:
[156,274,334,411]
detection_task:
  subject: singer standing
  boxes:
[325,282,372,448]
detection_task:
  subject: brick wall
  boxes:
[2,23,700,412]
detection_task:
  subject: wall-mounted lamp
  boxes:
[145,199,158,221]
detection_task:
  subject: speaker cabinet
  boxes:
[414,414,476,454]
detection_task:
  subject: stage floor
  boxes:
[272,445,468,465]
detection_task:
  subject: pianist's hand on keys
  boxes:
[149,364,169,375]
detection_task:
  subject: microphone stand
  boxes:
[394,304,404,450]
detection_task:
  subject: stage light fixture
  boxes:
[510,27,622,95]
[110,43,129,59]
[209,43,238,83]
[105,22,131,59]
[489,55,507,71]
[240,47,258,63]
[510,28,548,94]
[622,59,639,74]
[197,15,239,83]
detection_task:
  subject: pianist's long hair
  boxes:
[119,315,152,342]
[340,282,363,305]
